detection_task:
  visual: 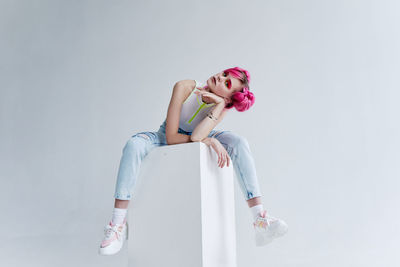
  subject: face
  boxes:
[206,71,243,104]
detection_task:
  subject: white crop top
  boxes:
[178,80,216,132]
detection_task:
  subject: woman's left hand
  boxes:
[209,138,230,168]
[195,89,226,105]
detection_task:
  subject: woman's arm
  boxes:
[168,132,192,145]
[165,80,194,145]
[190,103,228,142]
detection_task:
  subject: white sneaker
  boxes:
[253,210,288,246]
[98,218,129,256]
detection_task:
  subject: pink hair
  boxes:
[222,67,254,112]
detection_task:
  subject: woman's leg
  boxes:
[101,131,167,254]
[115,199,129,209]
[208,130,264,206]
[209,131,289,244]
[246,196,262,208]
[113,131,167,209]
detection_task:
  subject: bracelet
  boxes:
[206,111,218,121]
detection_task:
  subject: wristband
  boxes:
[206,111,218,121]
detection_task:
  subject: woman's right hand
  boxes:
[208,138,230,168]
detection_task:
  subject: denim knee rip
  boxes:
[133,132,159,143]
[210,130,229,139]
[137,133,150,140]
[210,131,221,138]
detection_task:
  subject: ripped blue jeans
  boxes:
[114,119,263,201]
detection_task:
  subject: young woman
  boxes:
[98,67,288,255]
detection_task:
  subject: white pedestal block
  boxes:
[128,142,237,267]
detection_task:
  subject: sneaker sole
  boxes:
[255,224,288,246]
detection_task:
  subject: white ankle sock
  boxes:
[250,204,264,220]
[111,208,127,225]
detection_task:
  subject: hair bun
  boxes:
[243,87,254,100]
[231,87,255,112]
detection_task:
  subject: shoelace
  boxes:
[104,224,122,241]
[254,215,278,230]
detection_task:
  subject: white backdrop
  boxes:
[1,0,399,266]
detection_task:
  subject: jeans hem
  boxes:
[114,194,131,200]
[245,193,263,201]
